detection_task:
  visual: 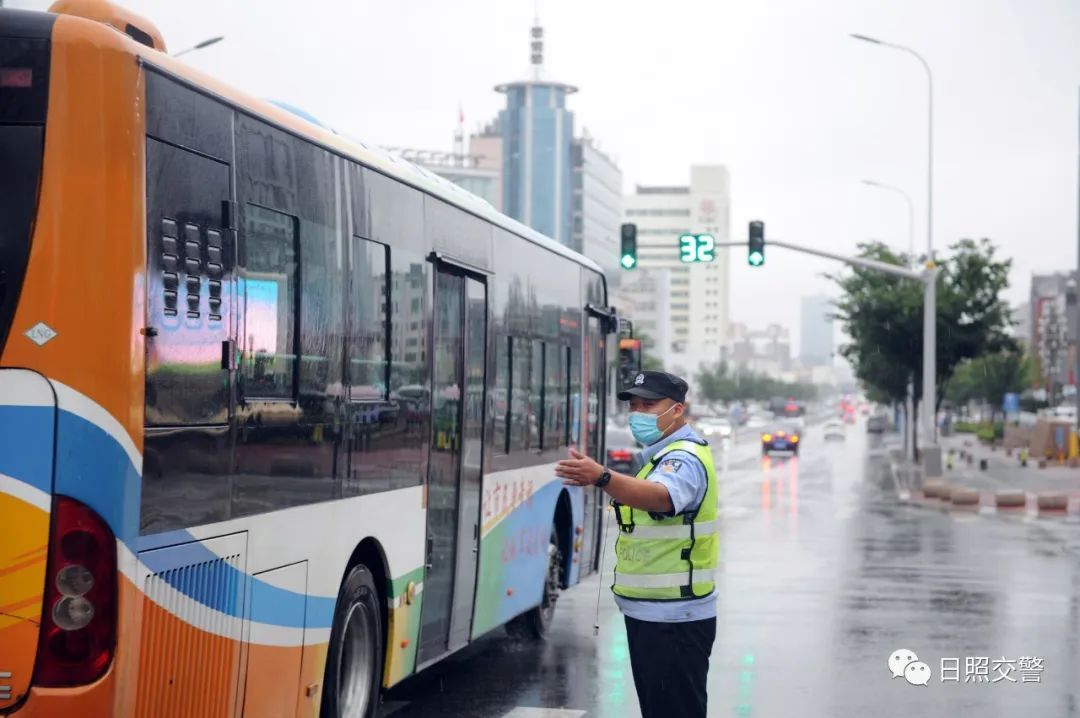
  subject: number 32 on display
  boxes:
[678,233,715,263]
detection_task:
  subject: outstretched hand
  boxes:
[555,447,604,487]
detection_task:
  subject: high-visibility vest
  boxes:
[612,439,719,601]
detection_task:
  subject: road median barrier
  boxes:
[995,490,1027,510]
[1036,492,1068,513]
[950,486,980,507]
[922,478,946,499]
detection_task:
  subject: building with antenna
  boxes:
[495,20,578,247]
[391,18,622,276]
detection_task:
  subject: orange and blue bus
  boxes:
[0,2,613,715]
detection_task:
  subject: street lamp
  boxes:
[861,179,914,262]
[851,33,933,261]
[172,35,224,58]
[852,32,937,452]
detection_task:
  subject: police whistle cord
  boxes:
[593,503,613,636]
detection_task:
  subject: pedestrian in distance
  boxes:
[555,370,718,718]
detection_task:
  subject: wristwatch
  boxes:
[596,469,612,488]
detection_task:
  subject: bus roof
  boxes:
[65,12,606,278]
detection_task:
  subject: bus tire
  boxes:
[506,527,563,641]
[321,564,384,718]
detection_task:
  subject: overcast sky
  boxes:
[15,0,1080,354]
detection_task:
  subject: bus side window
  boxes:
[348,236,390,400]
[530,340,544,450]
[493,334,510,454]
[544,342,567,449]
[241,205,299,399]
[509,336,531,452]
[569,345,580,447]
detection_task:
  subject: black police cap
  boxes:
[617,370,688,403]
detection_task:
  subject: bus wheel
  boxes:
[322,564,384,718]
[506,528,563,640]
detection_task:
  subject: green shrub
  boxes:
[974,422,1005,443]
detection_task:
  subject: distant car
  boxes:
[697,416,733,441]
[824,420,845,441]
[761,422,801,456]
[605,426,641,474]
[866,415,889,434]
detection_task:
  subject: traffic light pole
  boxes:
[713,238,941,478]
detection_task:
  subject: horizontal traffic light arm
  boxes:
[713,239,924,280]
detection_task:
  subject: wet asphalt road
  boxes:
[382,423,1080,717]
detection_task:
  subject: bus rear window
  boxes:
[0,37,49,123]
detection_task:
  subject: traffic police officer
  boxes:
[556,370,718,718]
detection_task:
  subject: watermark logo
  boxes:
[905,661,932,686]
[889,650,1044,685]
[941,656,1044,683]
[889,649,931,686]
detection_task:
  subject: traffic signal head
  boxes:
[748,220,765,267]
[620,223,637,269]
[618,337,642,392]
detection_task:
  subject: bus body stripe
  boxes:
[0,406,54,495]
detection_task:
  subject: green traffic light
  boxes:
[621,254,637,269]
[748,251,764,267]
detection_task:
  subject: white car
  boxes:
[824,420,845,441]
[697,416,733,440]
[746,415,766,429]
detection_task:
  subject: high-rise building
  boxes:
[495,22,576,246]
[623,165,731,378]
[572,136,622,279]
[799,295,834,367]
[610,268,672,368]
[1030,272,1076,391]
[727,322,791,379]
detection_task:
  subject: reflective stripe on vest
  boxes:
[611,438,719,601]
[615,568,717,589]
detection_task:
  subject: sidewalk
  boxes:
[906,433,1080,516]
[940,433,1080,493]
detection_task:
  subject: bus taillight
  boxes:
[33,497,117,686]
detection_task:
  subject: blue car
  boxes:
[761,422,801,456]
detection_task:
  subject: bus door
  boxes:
[417,265,487,665]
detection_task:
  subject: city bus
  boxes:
[0,3,613,716]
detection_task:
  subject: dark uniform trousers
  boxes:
[624,615,716,718]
